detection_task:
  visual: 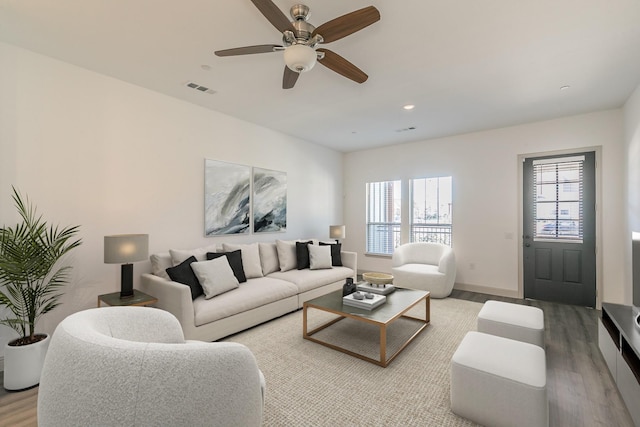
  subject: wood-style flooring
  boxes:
[0,290,635,426]
[450,289,635,427]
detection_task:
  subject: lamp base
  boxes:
[120,263,134,299]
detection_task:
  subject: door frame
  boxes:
[517,146,603,309]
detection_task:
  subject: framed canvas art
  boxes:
[253,167,287,233]
[204,159,251,235]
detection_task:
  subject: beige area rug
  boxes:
[227,297,483,427]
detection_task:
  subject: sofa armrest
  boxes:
[140,273,196,338]
[340,251,357,280]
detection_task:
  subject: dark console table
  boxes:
[599,303,640,426]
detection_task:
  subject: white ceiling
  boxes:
[2,0,640,152]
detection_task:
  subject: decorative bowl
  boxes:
[362,272,393,285]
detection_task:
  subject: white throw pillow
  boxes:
[222,243,263,279]
[191,257,239,299]
[308,244,332,270]
[276,240,297,272]
[259,242,280,275]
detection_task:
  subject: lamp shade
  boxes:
[284,44,317,73]
[104,234,149,264]
[329,225,346,240]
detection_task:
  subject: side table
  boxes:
[97,289,158,308]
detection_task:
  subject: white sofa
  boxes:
[391,242,456,298]
[38,307,265,427]
[141,240,356,342]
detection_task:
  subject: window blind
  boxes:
[532,157,584,241]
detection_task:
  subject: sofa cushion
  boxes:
[259,242,280,275]
[296,241,313,270]
[268,266,353,293]
[151,252,172,280]
[165,256,203,299]
[309,244,332,270]
[222,243,263,279]
[206,250,247,283]
[169,244,219,266]
[193,277,298,326]
[319,242,343,266]
[276,240,297,272]
[191,257,239,299]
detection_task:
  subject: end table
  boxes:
[97,289,158,308]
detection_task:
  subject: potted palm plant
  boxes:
[0,187,82,391]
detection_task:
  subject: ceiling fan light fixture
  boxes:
[284,44,317,73]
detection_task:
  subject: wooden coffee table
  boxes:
[303,288,430,367]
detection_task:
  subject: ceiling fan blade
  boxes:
[312,6,380,44]
[317,49,368,84]
[214,44,282,57]
[282,66,299,89]
[251,0,295,34]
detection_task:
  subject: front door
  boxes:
[523,152,596,307]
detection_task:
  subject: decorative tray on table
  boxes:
[357,282,396,295]
[359,272,395,295]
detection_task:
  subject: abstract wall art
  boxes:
[204,159,251,235]
[252,167,287,233]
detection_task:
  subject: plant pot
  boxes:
[3,334,50,391]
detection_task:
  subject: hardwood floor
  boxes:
[450,289,635,427]
[0,290,635,426]
[0,381,37,427]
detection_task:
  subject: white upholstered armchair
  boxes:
[391,242,456,298]
[38,307,265,427]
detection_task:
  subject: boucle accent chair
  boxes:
[391,242,456,298]
[37,307,265,427]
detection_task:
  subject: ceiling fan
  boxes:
[214,0,381,89]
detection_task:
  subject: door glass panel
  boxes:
[532,157,584,242]
[536,202,557,219]
[537,183,557,201]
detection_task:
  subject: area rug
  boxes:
[227,297,483,426]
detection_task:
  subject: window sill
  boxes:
[364,252,393,258]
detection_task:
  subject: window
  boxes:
[410,177,453,246]
[366,180,401,254]
[366,176,453,255]
[533,156,583,241]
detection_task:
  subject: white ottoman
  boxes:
[451,331,548,427]
[477,300,545,347]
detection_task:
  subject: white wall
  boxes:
[0,42,344,353]
[624,84,640,301]
[344,110,626,302]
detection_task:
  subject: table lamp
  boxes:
[329,225,346,244]
[104,234,149,298]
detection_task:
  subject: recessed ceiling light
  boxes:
[403,104,415,110]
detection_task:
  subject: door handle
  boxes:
[525,243,531,247]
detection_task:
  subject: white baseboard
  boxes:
[453,282,520,299]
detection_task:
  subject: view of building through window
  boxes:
[410,177,453,246]
[366,176,453,255]
[366,180,401,254]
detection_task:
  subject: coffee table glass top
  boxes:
[305,287,429,324]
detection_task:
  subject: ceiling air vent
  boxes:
[184,82,216,94]
[396,126,416,133]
